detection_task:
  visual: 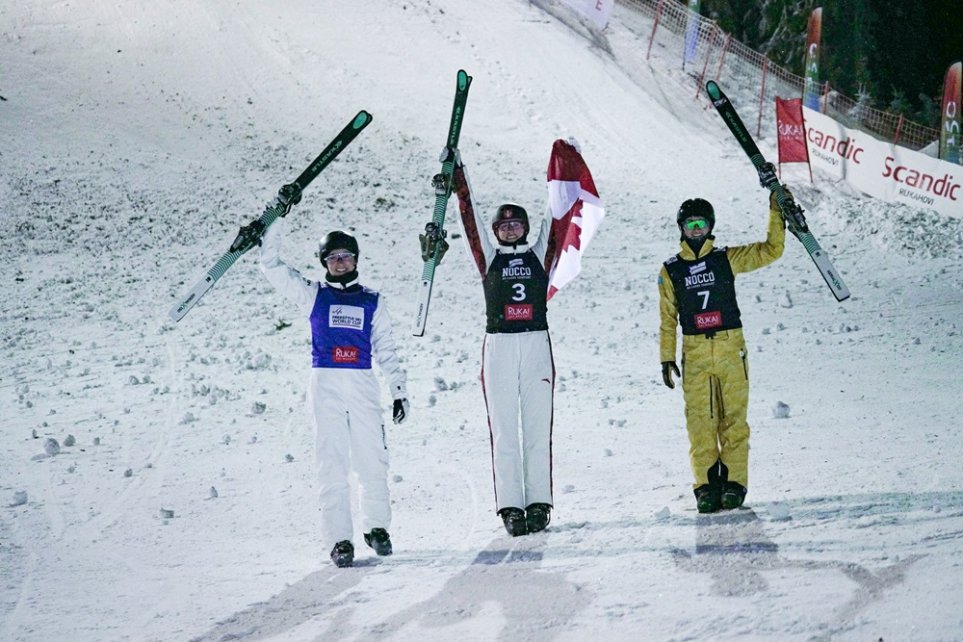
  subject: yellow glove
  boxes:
[770,186,794,211]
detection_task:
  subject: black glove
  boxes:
[661,361,681,389]
[392,398,410,425]
[770,185,793,211]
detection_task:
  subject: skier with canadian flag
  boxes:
[438,138,603,536]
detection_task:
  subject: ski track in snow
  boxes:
[2,1,962,641]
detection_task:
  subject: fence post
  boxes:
[695,24,718,98]
[646,0,664,61]
[714,34,732,83]
[757,57,769,138]
[821,81,830,114]
[893,114,904,145]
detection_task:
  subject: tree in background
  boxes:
[700,0,959,130]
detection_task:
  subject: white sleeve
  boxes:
[259,220,318,315]
[531,205,551,263]
[371,296,408,400]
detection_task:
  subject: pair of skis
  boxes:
[412,69,472,336]
[169,69,473,331]
[706,80,850,302]
[169,75,842,329]
[168,111,372,322]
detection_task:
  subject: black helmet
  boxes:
[318,230,359,263]
[677,198,715,230]
[491,203,530,236]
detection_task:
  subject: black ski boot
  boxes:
[720,482,747,509]
[330,540,354,568]
[498,507,528,537]
[364,528,393,556]
[694,484,721,513]
[525,503,552,533]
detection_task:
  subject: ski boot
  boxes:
[364,528,393,556]
[694,484,722,514]
[525,503,552,533]
[330,540,354,568]
[720,482,747,509]
[498,507,528,537]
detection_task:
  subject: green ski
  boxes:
[168,110,373,322]
[706,80,850,302]
[413,69,473,336]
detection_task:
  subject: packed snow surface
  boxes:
[2,1,962,641]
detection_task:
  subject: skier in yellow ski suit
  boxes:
[659,193,786,513]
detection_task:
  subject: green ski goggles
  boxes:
[683,218,709,231]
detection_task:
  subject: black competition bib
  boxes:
[484,250,549,333]
[664,248,742,335]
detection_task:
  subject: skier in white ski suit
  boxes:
[259,221,409,567]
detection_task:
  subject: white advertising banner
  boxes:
[803,107,962,218]
[560,0,614,30]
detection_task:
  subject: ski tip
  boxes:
[705,80,722,99]
[457,69,472,89]
[352,110,373,130]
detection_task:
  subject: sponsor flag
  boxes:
[775,97,812,182]
[560,0,615,30]
[802,8,822,111]
[544,139,604,300]
[683,0,701,67]
[940,61,961,165]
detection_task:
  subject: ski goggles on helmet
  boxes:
[683,217,709,231]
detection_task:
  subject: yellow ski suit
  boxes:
[658,206,785,489]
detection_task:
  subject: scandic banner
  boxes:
[775,97,809,164]
[803,107,962,218]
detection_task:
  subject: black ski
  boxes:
[168,110,373,322]
[706,80,850,302]
[412,69,473,336]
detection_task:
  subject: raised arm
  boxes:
[726,205,786,275]
[451,160,495,277]
[259,221,318,314]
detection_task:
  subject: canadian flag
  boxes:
[544,139,604,300]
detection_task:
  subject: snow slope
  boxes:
[2,1,962,640]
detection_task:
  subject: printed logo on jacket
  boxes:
[333,346,360,363]
[329,305,365,330]
[501,257,532,279]
[504,303,534,321]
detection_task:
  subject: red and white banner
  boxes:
[775,97,810,164]
[560,0,614,30]
[544,139,604,300]
[804,107,962,218]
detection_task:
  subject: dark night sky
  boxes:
[878,1,961,100]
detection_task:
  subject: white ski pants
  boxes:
[307,367,390,547]
[481,330,555,512]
